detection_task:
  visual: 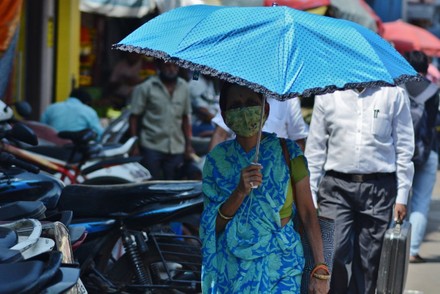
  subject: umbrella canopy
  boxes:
[383,20,440,58]
[114,5,417,100]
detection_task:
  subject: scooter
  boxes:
[5,100,151,185]
[0,217,83,293]
[0,131,86,293]
[0,155,203,293]
[0,109,203,292]
[60,181,203,293]
[0,125,151,185]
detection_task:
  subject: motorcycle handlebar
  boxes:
[0,152,40,174]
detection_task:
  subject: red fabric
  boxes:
[0,0,23,52]
[383,20,440,57]
[263,0,330,10]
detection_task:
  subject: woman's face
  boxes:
[225,85,262,111]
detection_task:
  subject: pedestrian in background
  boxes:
[189,74,220,137]
[403,50,440,263]
[129,59,194,180]
[305,86,414,293]
[105,52,144,110]
[41,87,103,138]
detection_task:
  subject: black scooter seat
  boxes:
[0,227,22,263]
[0,260,45,292]
[0,201,46,221]
[0,227,17,249]
[28,251,62,293]
[0,249,22,263]
[42,265,80,294]
[26,145,83,162]
[58,181,202,218]
[26,144,102,163]
[58,129,96,145]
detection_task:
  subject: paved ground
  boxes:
[404,171,440,294]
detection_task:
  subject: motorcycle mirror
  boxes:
[7,123,39,146]
[0,100,14,122]
[14,101,33,119]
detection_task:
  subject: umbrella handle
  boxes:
[253,96,266,163]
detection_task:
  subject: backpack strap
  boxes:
[280,138,296,205]
[404,81,439,104]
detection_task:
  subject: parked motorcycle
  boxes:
[0,216,83,293]
[0,126,151,185]
[5,100,151,184]
[60,181,203,293]
[0,102,203,293]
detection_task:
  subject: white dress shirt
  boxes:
[211,97,309,140]
[305,86,414,205]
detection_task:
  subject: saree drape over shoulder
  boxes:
[200,133,305,293]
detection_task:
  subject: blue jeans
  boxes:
[409,150,438,256]
[140,147,184,180]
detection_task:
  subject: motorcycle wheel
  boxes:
[94,237,201,294]
[81,177,131,185]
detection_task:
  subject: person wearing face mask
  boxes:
[129,59,195,180]
[200,82,329,293]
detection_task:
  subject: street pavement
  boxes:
[404,171,440,294]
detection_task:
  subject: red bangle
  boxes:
[310,264,330,278]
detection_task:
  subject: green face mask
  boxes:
[224,106,267,137]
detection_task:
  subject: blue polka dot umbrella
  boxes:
[113,5,418,101]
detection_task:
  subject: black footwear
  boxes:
[409,254,426,263]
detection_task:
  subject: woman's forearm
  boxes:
[296,178,325,265]
[215,189,246,232]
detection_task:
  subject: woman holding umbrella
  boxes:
[200,82,330,293]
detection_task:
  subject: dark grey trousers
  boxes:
[318,173,397,294]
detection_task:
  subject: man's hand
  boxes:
[184,143,195,160]
[394,203,407,223]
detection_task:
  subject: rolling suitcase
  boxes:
[377,221,411,294]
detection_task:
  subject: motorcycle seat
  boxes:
[0,248,23,263]
[58,181,202,218]
[97,136,137,158]
[42,265,80,293]
[0,227,17,248]
[0,260,45,292]
[0,201,46,221]
[0,227,23,263]
[26,145,83,162]
[58,129,96,145]
[27,143,103,163]
[27,251,62,292]
[0,251,65,292]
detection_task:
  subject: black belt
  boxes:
[326,170,395,183]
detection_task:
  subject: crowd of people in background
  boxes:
[36,47,440,292]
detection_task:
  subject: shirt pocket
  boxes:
[371,113,391,138]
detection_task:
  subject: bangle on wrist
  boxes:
[314,262,329,268]
[218,206,234,220]
[310,264,330,280]
[312,272,331,280]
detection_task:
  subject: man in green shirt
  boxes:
[129,60,194,180]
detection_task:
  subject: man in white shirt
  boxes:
[305,86,414,294]
[208,97,309,151]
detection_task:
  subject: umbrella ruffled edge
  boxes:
[113,44,420,101]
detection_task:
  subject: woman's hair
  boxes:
[219,82,234,112]
[219,82,263,112]
[404,50,429,75]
